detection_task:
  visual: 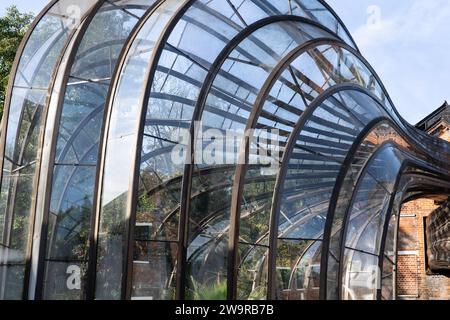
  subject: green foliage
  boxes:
[138,192,157,215]
[188,277,227,300]
[0,6,34,119]
[187,277,266,300]
[237,267,268,300]
[248,285,267,300]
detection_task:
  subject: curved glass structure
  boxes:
[1,0,449,300]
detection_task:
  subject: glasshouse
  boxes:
[0,0,449,300]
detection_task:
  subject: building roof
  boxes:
[416,101,450,132]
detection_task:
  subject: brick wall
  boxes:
[396,127,450,300]
[397,255,419,297]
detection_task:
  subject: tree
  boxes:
[0,6,34,119]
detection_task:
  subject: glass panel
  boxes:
[187,20,336,300]
[113,0,357,300]
[338,142,408,300]
[0,265,26,300]
[81,0,450,304]
[326,120,408,299]
[186,232,229,300]
[292,0,355,47]
[345,174,390,255]
[136,186,180,242]
[237,243,268,300]
[43,165,95,299]
[276,96,366,246]
[366,146,402,193]
[131,241,177,300]
[47,166,95,258]
[381,273,394,300]
[382,257,394,280]
[42,261,87,300]
[238,192,272,245]
[341,249,379,300]
[0,90,44,242]
[239,43,397,301]
[0,0,98,298]
[384,210,397,263]
[0,171,34,298]
[41,0,153,300]
[97,0,185,299]
[275,239,322,300]
[345,145,404,257]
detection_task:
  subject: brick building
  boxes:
[397,102,450,300]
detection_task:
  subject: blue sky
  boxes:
[0,0,48,16]
[328,0,450,124]
[2,0,449,124]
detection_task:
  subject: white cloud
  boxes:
[349,0,450,123]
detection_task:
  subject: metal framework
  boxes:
[0,0,449,300]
